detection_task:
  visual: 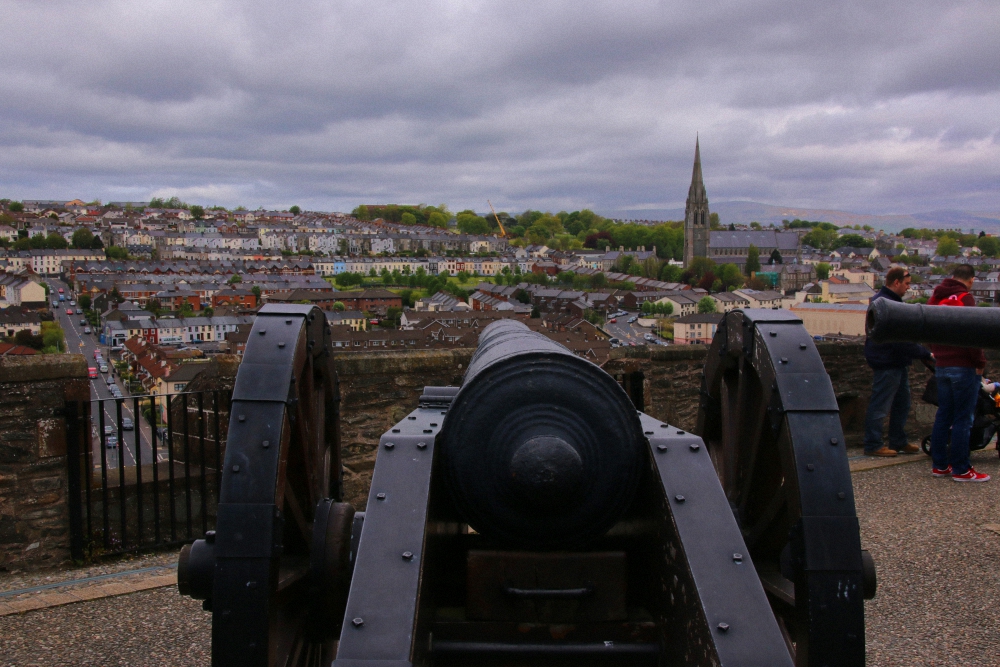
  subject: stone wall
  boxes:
[0,354,88,570]
[603,343,1000,447]
[10,338,990,568]
[333,349,473,508]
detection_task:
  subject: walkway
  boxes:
[1,449,997,666]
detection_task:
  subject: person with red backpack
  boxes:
[928,264,990,482]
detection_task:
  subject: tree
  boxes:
[202,307,214,317]
[14,329,44,350]
[686,256,715,283]
[976,236,1000,258]
[457,212,490,235]
[8,201,24,213]
[228,274,242,284]
[91,235,104,249]
[660,263,682,282]
[718,263,744,291]
[332,301,345,311]
[290,205,301,215]
[816,262,831,280]
[79,294,91,310]
[105,245,128,260]
[426,212,448,228]
[769,249,783,265]
[400,212,417,225]
[709,212,721,230]
[641,301,653,314]
[745,244,761,276]
[178,302,194,318]
[145,298,162,316]
[802,228,839,250]
[40,321,65,353]
[697,296,718,314]
[71,228,95,249]
[45,232,68,249]
[190,205,205,220]
[251,285,262,300]
[838,233,873,248]
[936,237,960,257]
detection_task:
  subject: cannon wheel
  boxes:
[211,304,345,667]
[696,310,867,666]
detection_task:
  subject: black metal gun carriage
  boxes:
[179,304,876,666]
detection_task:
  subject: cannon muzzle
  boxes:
[866,297,1000,350]
[438,319,646,549]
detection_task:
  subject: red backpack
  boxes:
[933,293,967,307]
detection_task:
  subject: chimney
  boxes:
[619,246,624,252]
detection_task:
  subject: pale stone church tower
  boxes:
[683,136,711,266]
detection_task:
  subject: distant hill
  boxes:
[607,201,1000,234]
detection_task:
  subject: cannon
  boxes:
[866,297,1000,350]
[179,305,875,666]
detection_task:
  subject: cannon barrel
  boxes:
[866,297,1000,350]
[438,319,645,548]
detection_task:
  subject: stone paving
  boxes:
[0,450,997,666]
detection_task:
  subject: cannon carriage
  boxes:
[179,304,876,666]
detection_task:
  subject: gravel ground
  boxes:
[0,586,210,667]
[0,550,179,596]
[1,453,997,666]
[857,449,1000,667]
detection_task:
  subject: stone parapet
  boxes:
[0,354,88,569]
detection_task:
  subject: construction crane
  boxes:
[487,200,507,238]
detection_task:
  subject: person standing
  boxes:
[863,267,931,457]
[928,264,990,482]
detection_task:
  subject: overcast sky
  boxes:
[1,0,998,217]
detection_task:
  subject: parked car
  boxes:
[99,364,108,373]
[70,300,76,306]
[52,301,58,308]
[107,376,115,386]
[643,333,655,341]
[122,417,134,430]
[84,326,92,334]
[105,435,118,449]
[609,318,617,323]
[627,316,638,323]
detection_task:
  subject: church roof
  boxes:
[709,230,799,251]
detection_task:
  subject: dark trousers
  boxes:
[863,367,911,453]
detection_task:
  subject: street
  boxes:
[603,311,667,346]
[45,278,163,472]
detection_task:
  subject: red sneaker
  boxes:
[932,466,952,477]
[952,467,991,483]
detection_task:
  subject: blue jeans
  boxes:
[930,366,981,475]
[864,367,912,452]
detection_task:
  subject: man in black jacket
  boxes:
[863,267,932,456]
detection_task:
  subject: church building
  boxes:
[683,137,711,266]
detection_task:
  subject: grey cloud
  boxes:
[0,0,998,217]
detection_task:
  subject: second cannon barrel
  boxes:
[866,298,1000,350]
[437,319,646,549]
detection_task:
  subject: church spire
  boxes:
[683,134,710,266]
[689,134,705,200]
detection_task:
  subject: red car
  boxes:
[66,308,73,315]
[609,318,617,323]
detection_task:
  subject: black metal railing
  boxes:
[65,390,231,560]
